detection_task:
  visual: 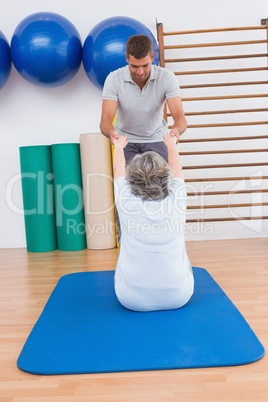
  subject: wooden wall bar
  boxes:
[157,21,268,225]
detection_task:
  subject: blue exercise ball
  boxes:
[11,12,82,88]
[0,31,11,90]
[83,16,159,89]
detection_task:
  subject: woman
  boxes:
[113,133,194,312]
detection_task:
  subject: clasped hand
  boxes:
[113,135,128,149]
[163,132,178,148]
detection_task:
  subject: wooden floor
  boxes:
[0,238,267,402]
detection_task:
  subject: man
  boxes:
[100,34,187,164]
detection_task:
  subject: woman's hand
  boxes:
[114,135,128,149]
[163,132,177,148]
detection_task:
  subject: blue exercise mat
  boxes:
[17,268,265,375]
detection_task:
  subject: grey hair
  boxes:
[125,151,173,201]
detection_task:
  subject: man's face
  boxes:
[125,52,155,86]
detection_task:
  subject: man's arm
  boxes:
[100,99,120,143]
[163,133,184,180]
[167,96,187,143]
[113,135,128,180]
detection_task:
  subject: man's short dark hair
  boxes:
[126,34,153,59]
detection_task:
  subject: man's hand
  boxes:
[113,135,128,149]
[167,96,187,141]
[169,128,180,144]
[100,99,119,142]
[110,129,120,144]
[164,132,177,149]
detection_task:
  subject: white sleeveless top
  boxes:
[114,176,194,312]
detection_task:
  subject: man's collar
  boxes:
[150,65,156,80]
[123,67,132,82]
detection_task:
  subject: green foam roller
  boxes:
[51,143,87,251]
[20,146,57,252]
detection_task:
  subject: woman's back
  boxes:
[114,176,194,312]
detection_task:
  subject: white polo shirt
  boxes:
[102,65,180,143]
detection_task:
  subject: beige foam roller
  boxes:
[80,133,116,249]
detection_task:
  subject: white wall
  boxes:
[1,0,268,247]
